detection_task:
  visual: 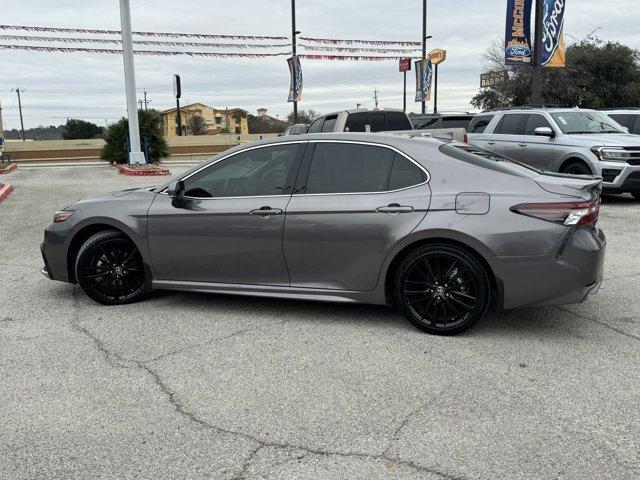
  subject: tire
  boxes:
[561,160,591,176]
[631,192,640,200]
[75,230,148,305]
[394,245,491,335]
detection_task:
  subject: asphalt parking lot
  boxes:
[1,164,639,480]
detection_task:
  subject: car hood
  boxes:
[565,133,640,146]
[69,187,157,208]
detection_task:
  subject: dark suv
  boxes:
[307,109,412,133]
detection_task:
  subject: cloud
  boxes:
[1,0,638,129]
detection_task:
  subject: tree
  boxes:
[471,38,640,110]
[101,109,168,164]
[187,115,207,135]
[287,109,318,125]
[62,118,104,140]
[247,114,288,134]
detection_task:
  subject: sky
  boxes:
[1,0,639,130]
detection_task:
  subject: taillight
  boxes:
[510,202,599,227]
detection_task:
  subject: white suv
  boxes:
[468,107,640,198]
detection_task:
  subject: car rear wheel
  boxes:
[394,245,491,335]
[561,161,591,176]
[75,230,148,305]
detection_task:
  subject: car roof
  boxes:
[478,107,599,115]
[601,108,640,114]
[319,108,406,117]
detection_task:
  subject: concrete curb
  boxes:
[0,163,17,175]
[113,164,171,176]
[0,183,14,203]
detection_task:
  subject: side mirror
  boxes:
[167,180,186,208]
[534,126,555,138]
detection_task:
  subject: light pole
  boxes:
[421,0,428,114]
[119,0,145,164]
[531,0,544,105]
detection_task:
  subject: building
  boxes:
[255,107,281,125]
[161,103,249,137]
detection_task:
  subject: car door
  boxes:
[283,140,431,291]
[515,114,558,171]
[147,142,305,285]
[483,113,527,161]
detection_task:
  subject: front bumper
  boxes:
[40,242,54,280]
[490,228,606,309]
[597,161,640,192]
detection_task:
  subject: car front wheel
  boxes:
[394,245,491,335]
[75,230,148,305]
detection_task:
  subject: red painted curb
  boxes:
[114,164,171,176]
[0,163,17,175]
[0,183,14,203]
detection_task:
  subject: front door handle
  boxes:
[376,204,414,214]
[518,143,528,147]
[487,141,496,145]
[250,206,283,217]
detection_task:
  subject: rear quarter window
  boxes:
[468,115,494,133]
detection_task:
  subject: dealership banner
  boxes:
[505,0,533,65]
[414,59,433,102]
[287,56,303,102]
[541,0,566,67]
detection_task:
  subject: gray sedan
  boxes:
[41,133,606,335]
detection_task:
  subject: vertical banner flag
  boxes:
[287,56,303,102]
[541,0,566,67]
[505,0,533,65]
[414,59,433,102]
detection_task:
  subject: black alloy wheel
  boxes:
[75,230,148,305]
[395,245,491,335]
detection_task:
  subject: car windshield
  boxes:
[439,143,541,179]
[550,112,626,134]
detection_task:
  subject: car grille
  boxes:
[622,147,640,165]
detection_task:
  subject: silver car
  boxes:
[41,134,606,335]
[468,108,640,198]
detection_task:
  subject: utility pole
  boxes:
[119,0,145,164]
[12,88,25,141]
[421,0,428,114]
[531,0,544,105]
[138,90,151,110]
[373,89,379,110]
[291,0,299,123]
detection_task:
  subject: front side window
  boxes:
[183,144,301,198]
[608,114,636,132]
[307,117,324,133]
[550,111,626,134]
[305,143,395,194]
[523,114,553,135]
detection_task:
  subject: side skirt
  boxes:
[152,279,387,305]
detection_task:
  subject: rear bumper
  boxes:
[490,228,606,309]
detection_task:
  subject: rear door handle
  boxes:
[487,141,496,145]
[376,204,414,214]
[250,206,283,217]
[518,143,528,147]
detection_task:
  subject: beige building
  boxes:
[162,103,249,137]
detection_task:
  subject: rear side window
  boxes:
[385,112,412,131]
[305,143,395,194]
[441,117,473,129]
[388,155,426,190]
[468,115,494,133]
[523,114,553,135]
[344,112,368,132]
[307,117,324,133]
[495,114,527,135]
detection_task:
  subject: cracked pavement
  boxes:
[1,165,639,479]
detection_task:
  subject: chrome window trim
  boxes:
[160,138,431,200]
[293,139,431,197]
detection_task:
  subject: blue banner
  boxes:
[287,56,303,102]
[505,0,533,65]
[541,0,566,67]
[414,59,433,102]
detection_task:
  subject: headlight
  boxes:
[53,210,75,223]
[591,147,635,162]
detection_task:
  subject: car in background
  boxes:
[282,123,310,136]
[409,112,475,131]
[467,107,640,198]
[602,108,640,135]
[42,133,605,335]
[307,108,412,133]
